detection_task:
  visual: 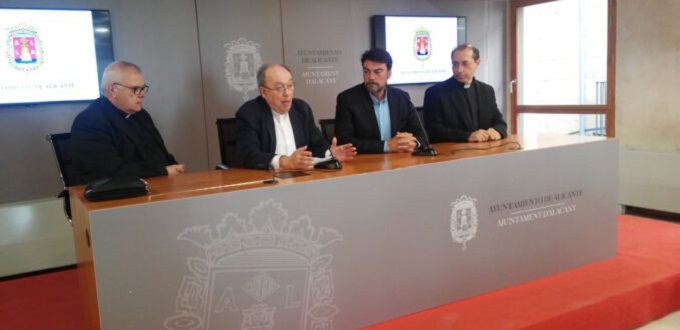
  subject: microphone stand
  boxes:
[412,107,438,156]
[263,168,278,184]
[413,146,438,156]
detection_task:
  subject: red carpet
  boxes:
[0,266,86,330]
[1,215,679,330]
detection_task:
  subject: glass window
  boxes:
[518,0,608,106]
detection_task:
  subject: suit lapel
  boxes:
[360,87,381,139]
[474,82,488,124]
[259,98,277,153]
[288,105,305,148]
[387,87,400,136]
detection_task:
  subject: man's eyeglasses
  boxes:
[262,83,294,94]
[114,82,149,95]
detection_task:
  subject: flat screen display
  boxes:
[372,15,466,85]
[0,8,114,106]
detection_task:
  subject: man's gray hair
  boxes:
[100,61,143,95]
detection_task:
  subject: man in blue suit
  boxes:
[335,48,426,154]
[235,63,356,170]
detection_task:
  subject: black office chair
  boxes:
[319,119,335,143]
[46,132,76,225]
[215,118,237,169]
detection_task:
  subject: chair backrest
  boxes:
[47,132,74,224]
[215,118,237,167]
[46,132,76,188]
[319,118,335,142]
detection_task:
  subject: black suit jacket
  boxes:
[423,77,508,143]
[235,96,329,169]
[70,97,178,185]
[335,83,426,153]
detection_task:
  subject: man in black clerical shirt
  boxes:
[423,44,508,143]
[70,61,185,185]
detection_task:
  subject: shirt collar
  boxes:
[454,77,476,89]
[271,109,289,121]
[369,89,388,105]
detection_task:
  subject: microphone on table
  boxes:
[411,106,438,156]
[314,157,342,170]
[263,168,278,184]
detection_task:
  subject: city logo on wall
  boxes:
[224,38,262,101]
[413,27,431,61]
[5,24,44,71]
[164,199,343,330]
[450,195,478,251]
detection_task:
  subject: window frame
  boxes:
[508,0,617,137]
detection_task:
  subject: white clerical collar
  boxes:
[464,84,471,89]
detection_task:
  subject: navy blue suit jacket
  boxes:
[235,96,329,169]
[335,84,426,154]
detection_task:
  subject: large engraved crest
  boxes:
[450,195,478,251]
[224,38,262,101]
[164,199,342,330]
[5,24,44,71]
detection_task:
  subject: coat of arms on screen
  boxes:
[164,199,343,330]
[224,38,262,101]
[5,24,44,71]
[450,195,478,251]
[413,28,431,61]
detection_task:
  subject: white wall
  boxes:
[616,0,680,213]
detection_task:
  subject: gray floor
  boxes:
[0,198,678,328]
[0,198,75,277]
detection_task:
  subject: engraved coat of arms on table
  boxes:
[164,199,343,330]
[450,195,478,251]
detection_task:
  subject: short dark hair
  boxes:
[361,48,393,70]
[451,44,480,61]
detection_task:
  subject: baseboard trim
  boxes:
[623,206,680,223]
[0,264,76,282]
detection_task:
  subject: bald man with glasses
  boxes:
[71,60,184,185]
[235,63,356,170]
